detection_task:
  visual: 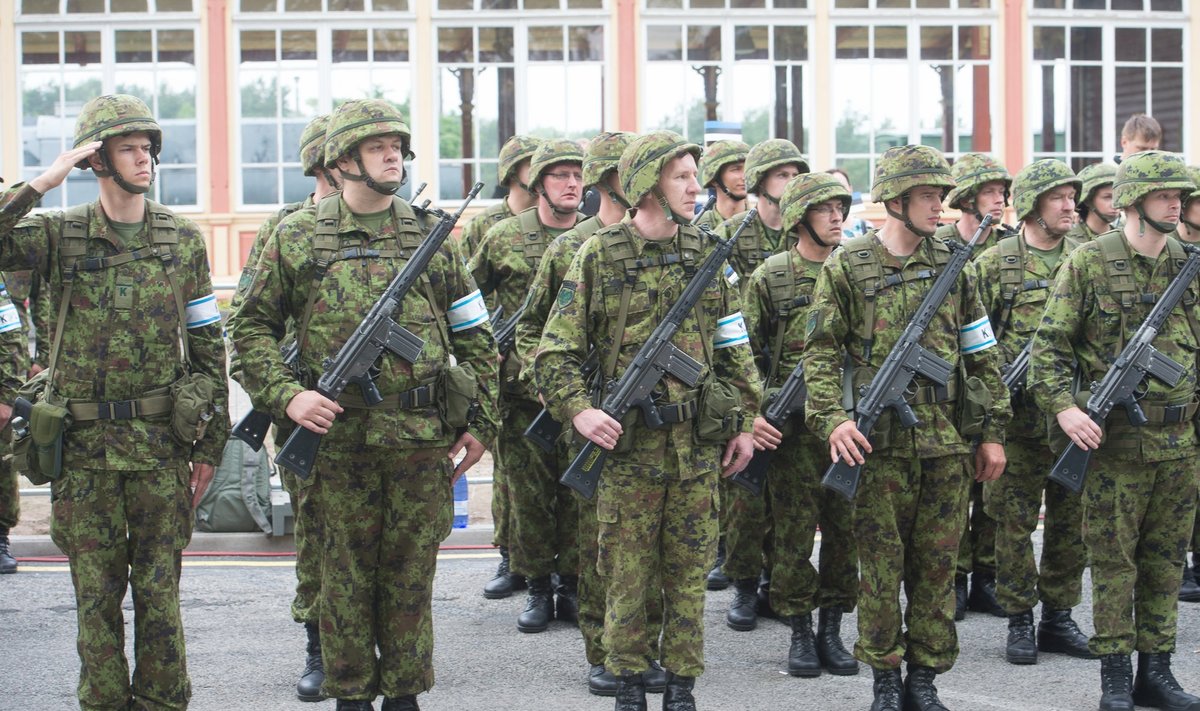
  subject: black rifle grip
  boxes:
[231,409,273,452]
[730,450,769,496]
[821,458,861,501]
[275,426,323,480]
[1048,442,1089,494]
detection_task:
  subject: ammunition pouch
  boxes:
[10,371,61,485]
[956,375,992,437]
[29,400,71,485]
[695,376,744,445]
[169,372,219,447]
[437,363,478,428]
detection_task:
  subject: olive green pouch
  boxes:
[169,372,218,446]
[437,363,478,428]
[695,377,744,445]
[957,375,993,437]
[29,400,71,484]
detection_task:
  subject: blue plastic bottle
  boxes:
[452,475,469,529]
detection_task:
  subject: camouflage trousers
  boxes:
[769,431,858,618]
[597,466,718,678]
[316,444,452,700]
[0,445,18,529]
[983,438,1085,614]
[720,476,773,580]
[955,480,996,578]
[280,463,322,625]
[1084,455,1198,656]
[576,488,664,666]
[50,462,194,711]
[852,454,969,672]
[490,412,512,549]
[503,398,578,578]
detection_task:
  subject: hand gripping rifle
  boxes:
[1049,242,1200,493]
[558,209,758,500]
[820,214,995,501]
[274,182,484,479]
[729,364,805,496]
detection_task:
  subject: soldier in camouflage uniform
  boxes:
[460,134,540,261]
[536,129,760,711]
[1178,167,1200,604]
[716,137,809,631]
[974,159,1094,666]
[0,94,229,710]
[693,140,749,233]
[228,113,341,702]
[470,138,584,632]
[229,99,500,711]
[0,277,31,575]
[933,153,1013,620]
[802,144,1010,711]
[1029,150,1200,711]
[743,172,859,679]
[1069,163,1120,243]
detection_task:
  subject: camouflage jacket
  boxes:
[228,194,500,450]
[1029,232,1200,462]
[0,183,229,468]
[459,199,514,260]
[743,248,822,390]
[2,269,50,367]
[802,230,1011,456]
[535,221,762,480]
[1065,220,1104,243]
[0,278,29,404]
[717,209,793,291]
[692,203,737,234]
[933,222,1007,260]
[973,233,1078,441]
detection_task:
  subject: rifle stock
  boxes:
[231,340,300,451]
[730,365,807,496]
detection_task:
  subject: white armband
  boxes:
[0,302,20,334]
[714,311,750,349]
[448,289,488,333]
[186,293,221,329]
[959,315,997,354]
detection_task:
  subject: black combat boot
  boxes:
[482,546,525,599]
[297,622,325,702]
[816,607,858,675]
[556,574,579,624]
[1099,654,1135,711]
[1005,610,1037,665]
[757,568,777,620]
[614,674,647,711]
[589,664,621,697]
[870,667,904,711]
[1038,608,1095,659]
[380,696,419,711]
[1180,558,1200,603]
[726,577,759,631]
[0,526,16,574]
[517,575,555,633]
[662,672,696,711]
[967,572,1005,617]
[954,575,968,622]
[706,537,730,591]
[1132,652,1200,711]
[904,665,950,711]
[643,659,667,694]
[786,613,820,677]
[334,701,374,711]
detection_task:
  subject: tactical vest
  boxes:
[727,211,788,277]
[514,206,554,274]
[760,250,816,385]
[995,235,1056,341]
[1095,231,1200,350]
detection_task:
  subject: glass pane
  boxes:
[835,26,868,59]
[568,0,602,6]
[243,167,279,205]
[333,29,369,62]
[1150,0,1182,9]
[329,0,365,9]
[283,169,310,203]
[282,120,305,162]
[240,0,276,9]
[735,26,768,61]
[157,0,194,8]
[159,121,196,163]
[240,71,279,117]
[874,26,906,59]
[774,26,806,62]
[440,67,468,159]
[835,158,870,199]
[158,30,195,64]
[65,31,101,65]
[1032,26,1064,61]
[331,67,375,104]
[1031,63,1064,153]
[569,26,603,61]
[112,0,148,10]
[1074,0,1102,6]
[281,30,317,60]
[915,0,949,6]
[438,27,473,63]
[1113,28,1143,62]
[374,29,409,62]
[1069,66,1102,152]
[1070,27,1101,62]
[64,72,102,121]
[116,30,153,63]
[1150,67,1182,151]
[873,64,909,151]
[373,0,408,8]
[917,63,989,154]
[21,32,59,65]
[647,26,682,62]
[1114,66,1146,148]
[732,0,766,6]
[65,172,99,205]
[832,62,872,154]
[285,0,320,10]
[479,27,513,62]
[646,0,681,6]
[528,27,563,61]
[687,26,721,62]
[525,0,558,7]
[959,0,990,6]
[878,0,908,7]
[66,0,102,10]
[958,26,989,60]
[283,70,319,117]
[729,62,772,145]
[439,0,471,7]
[243,122,279,163]
[774,0,808,6]
[691,0,723,7]
[642,62,688,136]
[1151,29,1182,62]
[21,0,61,12]
[241,30,277,62]
[114,70,154,105]
[159,167,197,206]
[834,0,868,6]
[21,76,64,170]
[371,68,411,107]
[158,72,196,120]
[920,26,952,61]
[1111,0,1142,8]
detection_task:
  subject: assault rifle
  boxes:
[558,210,757,499]
[409,181,427,204]
[1003,339,1034,396]
[524,348,599,453]
[493,300,527,359]
[1049,242,1200,493]
[274,182,484,479]
[729,364,805,496]
[821,214,996,501]
[693,194,716,224]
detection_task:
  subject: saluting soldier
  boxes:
[1069,163,1120,243]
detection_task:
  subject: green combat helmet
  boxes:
[781,172,851,246]
[871,144,955,237]
[619,130,702,225]
[700,139,751,196]
[324,98,412,196]
[945,153,1011,218]
[528,138,585,215]
[299,114,339,190]
[1011,159,1080,233]
[744,138,809,203]
[583,131,636,208]
[1112,150,1195,235]
[1183,166,1200,232]
[497,134,542,195]
[73,93,162,195]
[1075,161,1119,223]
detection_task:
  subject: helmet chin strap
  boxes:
[95,145,155,195]
[887,194,935,239]
[652,187,691,226]
[606,187,631,210]
[1135,203,1176,236]
[340,150,403,196]
[803,220,832,248]
[540,188,579,217]
[320,169,343,191]
[715,178,746,202]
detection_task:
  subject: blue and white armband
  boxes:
[448,289,489,333]
[186,293,221,329]
[714,311,750,349]
[959,315,997,354]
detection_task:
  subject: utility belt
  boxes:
[906,380,959,406]
[649,399,697,426]
[338,383,435,410]
[1127,399,1198,425]
[67,388,173,421]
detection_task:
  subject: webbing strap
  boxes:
[68,392,173,421]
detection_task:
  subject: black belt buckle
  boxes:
[1162,405,1185,424]
[101,400,134,420]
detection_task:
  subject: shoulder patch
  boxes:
[557,280,577,309]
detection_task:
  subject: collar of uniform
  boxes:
[93,200,147,250]
[335,194,403,241]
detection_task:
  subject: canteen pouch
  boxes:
[11,370,55,484]
[956,375,992,438]
[695,376,743,445]
[29,400,71,484]
[169,372,218,446]
[437,363,478,428]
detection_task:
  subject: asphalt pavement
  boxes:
[3,528,1199,711]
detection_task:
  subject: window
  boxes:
[831,18,995,194]
[832,0,989,6]
[645,0,806,7]
[20,0,194,11]
[641,20,812,151]
[437,0,603,9]
[1030,3,1186,169]
[16,12,200,209]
